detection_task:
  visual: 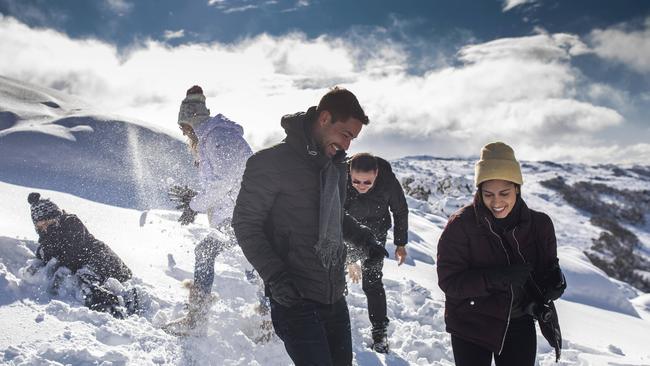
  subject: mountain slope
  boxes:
[1,77,650,365]
[0,75,198,210]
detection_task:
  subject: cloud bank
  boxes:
[590,17,650,74]
[0,14,647,164]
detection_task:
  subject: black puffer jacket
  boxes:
[233,106,373,304]
[345,157,408,246]
[36,213,132,283]
[437,197,563,358]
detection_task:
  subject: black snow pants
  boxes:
[451,315,536,366]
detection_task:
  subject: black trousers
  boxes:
[451,315,536,366]
[270,297,353,366]
[361,258,388,327]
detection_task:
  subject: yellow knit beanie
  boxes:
[474,142,523,187]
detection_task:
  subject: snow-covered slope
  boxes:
[2,176,650,365]
[0,75,198,210]
[1,78,650,365]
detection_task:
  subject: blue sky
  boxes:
[0,0,649,163]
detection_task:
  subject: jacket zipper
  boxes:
[485,218,513,355]
[512,228,561,354]
[512,228,543,295]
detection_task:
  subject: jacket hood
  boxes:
[280,106,346,165]
[194,114,244,141]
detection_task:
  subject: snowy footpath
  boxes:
[1,181,650,365]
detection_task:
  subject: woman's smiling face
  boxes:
[481,179,518,219]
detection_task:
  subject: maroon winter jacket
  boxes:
[437,196,559,354]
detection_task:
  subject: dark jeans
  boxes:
[451,315,536,366]
[270,297,353,366]
[361,258,388,327]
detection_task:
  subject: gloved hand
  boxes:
[360,231,389,264]
[178,207,198,225]
[484,263,532,291]
[268,272,302,307]
[168,185,198,225]
[541,259,566,301]
[168,185,197,206]
[367,243,389,264]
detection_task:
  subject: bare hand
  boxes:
[395,246,407,266]
[347,263,362,283]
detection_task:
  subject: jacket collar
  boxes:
[281,106,347,168]
[473,194,532,229]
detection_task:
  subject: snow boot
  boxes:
[162,280,215,336]
[370,320,390,354]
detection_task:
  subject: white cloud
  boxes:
[222,5,259,13]
[208,0,261,13]
[502,0,538,12]
[590,17,650,74]
[163,29,185,41]
[105,0,133,14]
[459,32,590,63]
[0,14,644,164]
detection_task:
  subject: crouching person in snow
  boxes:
[27,192,135,319]
[163,85,253,335]
[436,142,566,366]
[344,152,409,353]
[233,88,388,366]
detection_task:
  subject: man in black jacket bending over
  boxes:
[233,87,388,366]
[344,153,409,353]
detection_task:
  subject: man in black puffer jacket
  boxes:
[233,87,388,366]
[28,192,134,318]
[344,153,409,353]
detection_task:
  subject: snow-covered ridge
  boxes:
[1,77,650,365]
[0,75,199,209]
[392,155,650,297]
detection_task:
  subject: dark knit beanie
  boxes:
[28,192,62,224]
[178,85,210,128]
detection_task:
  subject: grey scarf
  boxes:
[314,160,345,268]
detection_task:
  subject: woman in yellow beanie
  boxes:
[437,142,566,365]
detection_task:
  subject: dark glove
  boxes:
[178,207,198,225]
[360,230,389,264]
[168,185,198,225]
[268,272,302,307]
[367,244,389,264]
[484,263,532,290]
[168,185,197,205]
[525,301,554,322]
[541,260,566,302]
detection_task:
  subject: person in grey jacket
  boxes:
[233,87,388,366]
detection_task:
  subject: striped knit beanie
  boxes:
[177,85,211,128]
[28,192,62,224]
